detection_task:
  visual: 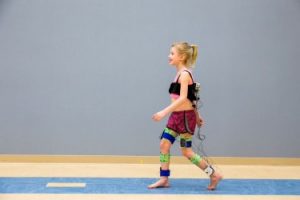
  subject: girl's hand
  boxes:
[152,111,166,122]
[196,115,204,127]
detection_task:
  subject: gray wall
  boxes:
[0,0,299,157]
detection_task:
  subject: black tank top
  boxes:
[168,70,197,102]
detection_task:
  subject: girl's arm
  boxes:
[152,72,190,121]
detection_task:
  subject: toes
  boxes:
[207,185,216,190]
[148,180,169,189]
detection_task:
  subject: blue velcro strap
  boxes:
[186,141,192,148]
[180,138,192,148]
[161,130,176,144]
[160,168,170,177]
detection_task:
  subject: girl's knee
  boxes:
[160,140,171,153]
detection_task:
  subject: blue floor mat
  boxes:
[0,177,300,195]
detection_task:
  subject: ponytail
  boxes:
[190,44,198,67]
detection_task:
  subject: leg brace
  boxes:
[189,154,202,165]
[160,168,170,177]
[160,152,170,163]
[204,165,215,176]
[180,138,192,148]
[179,134,193,148]
[160,128,177,144]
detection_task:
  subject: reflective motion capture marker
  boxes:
[204,165,215,176]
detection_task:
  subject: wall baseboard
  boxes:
[0,155,299,165]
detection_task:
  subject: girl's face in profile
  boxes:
[168,47,183,66]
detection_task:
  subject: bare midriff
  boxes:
[171,97,194,112]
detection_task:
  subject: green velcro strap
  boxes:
[164,128,177,138]
[160,153,170,163]
[180,134,192,141]
[190,154,202,165]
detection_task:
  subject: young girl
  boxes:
[148,42,222,190]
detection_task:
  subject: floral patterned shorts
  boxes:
[166,110,196,135]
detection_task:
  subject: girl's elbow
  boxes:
[178,96,188,102]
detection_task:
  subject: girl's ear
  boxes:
[179,54,186,62]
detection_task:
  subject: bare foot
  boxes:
[207,172,222,190]
[148,178,170,189]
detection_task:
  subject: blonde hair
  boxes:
[172,42,198,67]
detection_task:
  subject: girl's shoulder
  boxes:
[178,70,194,84]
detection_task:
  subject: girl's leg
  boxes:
[148,128,177,189]
[180,133,222,190]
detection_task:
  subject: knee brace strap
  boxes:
[190,154,202,165]
[160,153,170,163]
[160,168,170,177]
[161,128,176,144]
